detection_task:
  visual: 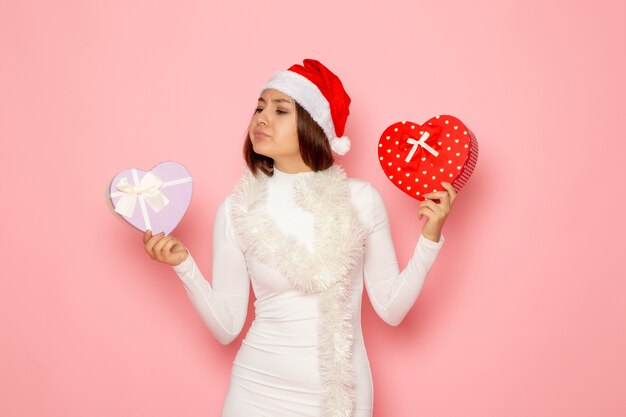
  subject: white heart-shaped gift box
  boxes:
[107,161,193,235]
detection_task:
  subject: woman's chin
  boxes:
[251,143,273,159]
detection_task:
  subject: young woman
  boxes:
[143,59,456,417]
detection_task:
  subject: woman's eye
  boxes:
[255,107,263,113]
[276,109,288,115]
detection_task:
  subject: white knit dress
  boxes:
[172,166,443,417]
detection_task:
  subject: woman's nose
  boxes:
[257,112,268,126]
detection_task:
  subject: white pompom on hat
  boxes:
[261,59,352,155]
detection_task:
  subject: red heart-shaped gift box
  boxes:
[378,115,478,201]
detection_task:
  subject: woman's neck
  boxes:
[273,158,312,174]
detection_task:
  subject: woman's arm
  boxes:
[362,184,449,326]
[145,198,250,344]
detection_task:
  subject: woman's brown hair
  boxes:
[243,102,334,176]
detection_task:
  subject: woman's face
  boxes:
[248,89,307,172]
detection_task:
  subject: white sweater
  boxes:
[172,167,443,417]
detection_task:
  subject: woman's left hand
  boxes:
[418,182,457,243]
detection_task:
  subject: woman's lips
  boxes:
[254,130,270,138]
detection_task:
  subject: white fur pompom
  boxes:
[330,136,351,155]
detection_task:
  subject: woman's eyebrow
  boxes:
[257,97,293,104]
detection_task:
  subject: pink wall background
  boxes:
[2,0,625,416]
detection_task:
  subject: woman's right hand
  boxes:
[143,230,189,266]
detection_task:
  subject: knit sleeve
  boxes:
[172,197,250,344]
[361,184,444,326]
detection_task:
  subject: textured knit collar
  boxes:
[230,165,365,293]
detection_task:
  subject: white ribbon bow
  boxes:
[114,171,170,218]
[405,131,439,163]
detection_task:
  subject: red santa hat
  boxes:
[261,59,352,155]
